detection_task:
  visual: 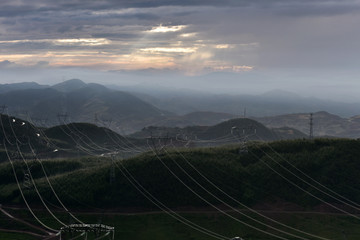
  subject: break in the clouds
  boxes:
[1,0,360,101]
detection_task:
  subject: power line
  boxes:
[2,106,353,239]
[3,141,58,234]
[167,142,331,240]
[57,113,69,124]
[253,135,360,210]
[45,118,231,239]
[309,113,313,139]
[7,115,118,238]
[252,134,360,219]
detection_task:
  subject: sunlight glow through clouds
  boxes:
[212,65,254,72]
[140,47,197,53]
[0,38,111,46]
[54,38,111,46]
[0,31,252,73]
[0,52,176,70]
[147,24,187,33]
[215,44,234,49]
[180,33,197,38]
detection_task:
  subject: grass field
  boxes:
[1,207,360,240]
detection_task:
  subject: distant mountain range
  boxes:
[149,111,236,128]
[0,79,359,137]
[0,79,171,133]
[121,86,360,117]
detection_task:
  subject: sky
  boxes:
[1,0,360,101]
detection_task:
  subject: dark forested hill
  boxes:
[0,114,144,160]
[1,139,359,211]
[130,118,303,147]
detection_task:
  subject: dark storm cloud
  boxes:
[57,25,72,34]
[63,0,360,12]
[91,33,141,39]
[0,8,160,42]
[2,0,360,18]
[1,0,360,47]
[271,1,360,16]
[116,12,160,20]
[0,5,37,17]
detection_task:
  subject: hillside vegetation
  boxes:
[0,114,145,160]
[1,139,360,211]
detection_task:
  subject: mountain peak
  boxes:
[52,79,87,92]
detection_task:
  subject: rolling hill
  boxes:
[0,114,144,160]
[0,114,50,159]
[44,122,145,156]
[130,118,305,148]
[1,138,360,211]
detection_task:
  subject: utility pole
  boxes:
[102,119,112,128]
[32,118,48,128]
[231,125,256,154]
[342,230,348,240]
[57,113,68,124]
[0,105,7,114]
[23,170,32,189]
[94,113,98,125]
[309,113,313,139]
[147,134,171,154]
[59,224,114,240]
[109,155,116,184]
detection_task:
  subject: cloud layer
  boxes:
[1,0,359,72]
[1,0,360,101]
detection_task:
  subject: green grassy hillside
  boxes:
[44,122,144,152]
[1,139,360,239]
[1,139,360,210]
